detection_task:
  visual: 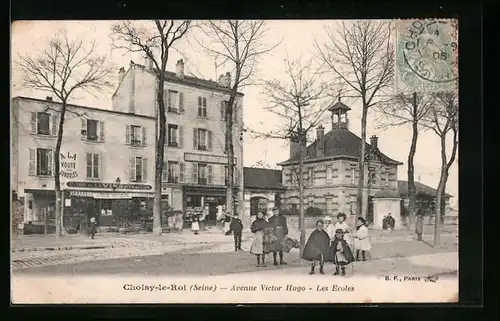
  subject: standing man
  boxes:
[230,213,244,251]
[268,206,288,266]
[415,210,424,241]
[382,213,395,235]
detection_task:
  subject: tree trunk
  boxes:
[54,103,67,238]
[356,105,368,217]
[407,93,419,230]
[226,93,237,215]
[434,170,448,247]
[153,77,167,235]
[298,137,306,256]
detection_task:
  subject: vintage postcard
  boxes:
[11,19,459,304]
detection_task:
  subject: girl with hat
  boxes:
[329,228,355,276]
[333,213,352,246]
[353,217,372,261]
[323,216,335,240]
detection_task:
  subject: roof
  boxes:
[328,101,351,112]
[374,187,400,199]
[398,180,453,198]
[278,129,402,166]
[11,96,155,120]
[243,167,285,190]
[113,62,244,98]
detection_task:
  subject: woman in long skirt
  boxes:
[250,212,269,267]
[191,215,200,235]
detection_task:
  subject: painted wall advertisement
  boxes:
[60,152,78,179]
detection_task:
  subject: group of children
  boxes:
[302,213,372,276]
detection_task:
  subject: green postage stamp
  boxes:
[395,19,458,92]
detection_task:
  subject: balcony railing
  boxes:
[198,178,207,185]
[168,176,179,183]
[87,135,98,141]
[131,139,142,146]
[197,145,207,151]
[168,141,178,147]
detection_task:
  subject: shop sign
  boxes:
[93,192,132,199]
[66,181,152,190]
[60,152,78,179]
[184,152,237,165]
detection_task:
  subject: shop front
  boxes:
[63,181,154,231]
[183,185,239,226]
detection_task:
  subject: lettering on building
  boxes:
[184,152,237,165]
[66,181,153,190]
[60,152,78,179]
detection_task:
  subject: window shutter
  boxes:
[191,163,198,183]
[142,157,148,182]
[179,162,185,182]
[208,165,213,184]
[51,114,58,136]
[99,121,105,141]
[163,89,169,108]
[193,128,198,149]
[129,156,136,181]
[98,153,103,179]
[162,162,168,182]
[142,127,147,146]
[81,119,87,139]
[178,126,184,147]
[125,125,131,145]
[30,112,37,134]
[220,101,225,120]
[179,92,184,113]
[234,167,240,185]
[29,148,36,175]
[47,149,53,176]
[207,130,213,150]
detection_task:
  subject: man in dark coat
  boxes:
[382,213,396,235]
[268,207,288,265]
[415,211,424,241]
[302,220,330,275]
[230,213,244,251]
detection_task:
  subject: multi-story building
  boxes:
[277,99,405,229]
[11,96,156,226]
[112,59,245,226]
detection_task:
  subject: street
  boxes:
[12,228,458,276]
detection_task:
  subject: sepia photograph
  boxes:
[10,19,459,304]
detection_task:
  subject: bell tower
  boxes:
[328,96,351,130]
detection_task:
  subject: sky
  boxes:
[11,20,459,205]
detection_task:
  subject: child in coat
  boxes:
[250,212,269,267]
[330,229,355,276]
[302,220,331,275]
[353,217,371,261]
[334,212,352,246]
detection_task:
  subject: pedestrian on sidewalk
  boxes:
[191,215,200,235]
[230,213,244,251]
[353,217,371,261]
[333,213,352,246]
[302,220,331,275]
[415,212,424,241]
[330,229,354,276]
[89,216,97,239]
[223,213,232,235]
[250,212,269,267]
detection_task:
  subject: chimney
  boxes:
[118,67,126,83]
[316,125,325,157]
[176,59,185,78]
[289,138,299,159]
[370,135,378,149]
[46,96,53,101]
[218,72,231,87]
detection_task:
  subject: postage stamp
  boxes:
[395,19,459,92]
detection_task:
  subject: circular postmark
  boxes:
[396,19,458,91]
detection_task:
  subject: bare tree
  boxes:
[251,55,330,254]
[423,91,458,247]
[376,92,434,228]
[110,20,191,235]
[197,20,280,216]
[16,29,113,238]
[316,20,394,218]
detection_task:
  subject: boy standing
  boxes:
[230,213,244,251]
